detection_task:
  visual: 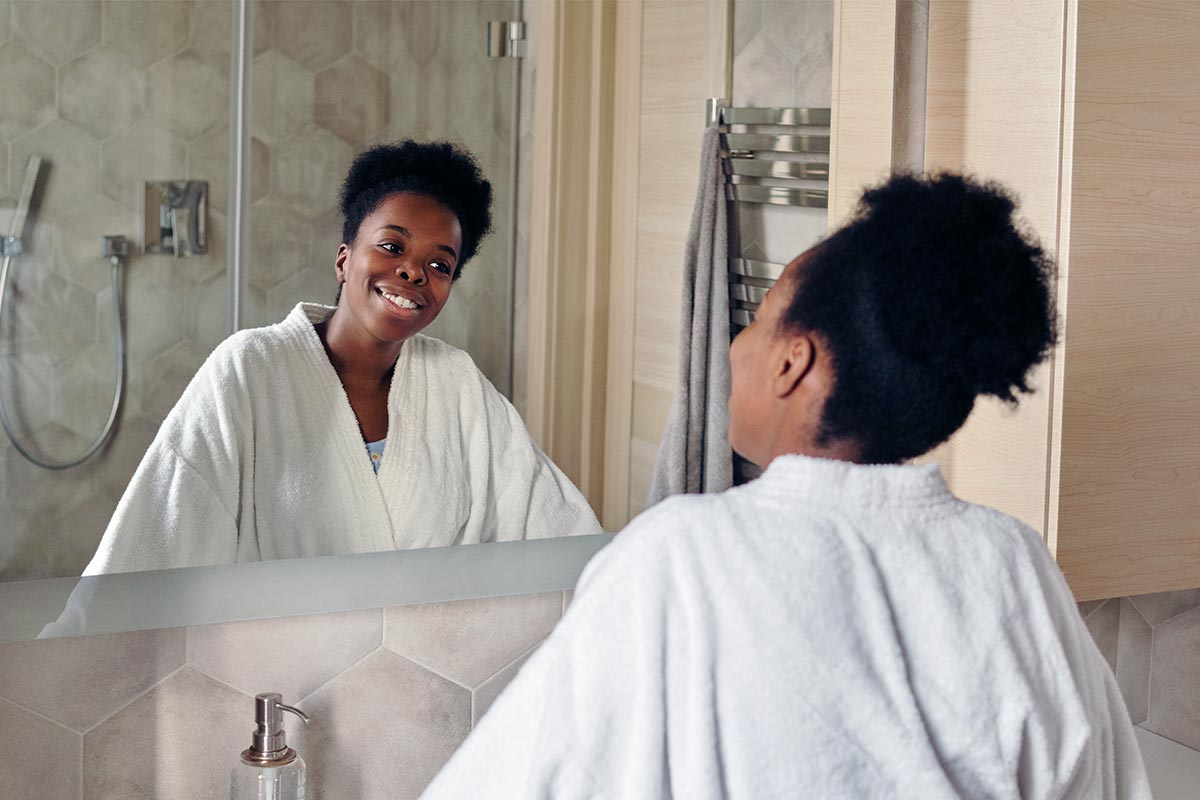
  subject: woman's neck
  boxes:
[316,307,404,387]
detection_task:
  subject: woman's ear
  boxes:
[334,243,350,283]
[772,334,816,399]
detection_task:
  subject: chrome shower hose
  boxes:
[0,252,126,470]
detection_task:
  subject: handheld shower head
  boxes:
[7,156,46,246]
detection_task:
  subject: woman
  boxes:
[424,174,1150,798]
[84,141,601,575]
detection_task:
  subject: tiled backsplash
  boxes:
[0,591,566,799]
[1082,588,1200,751]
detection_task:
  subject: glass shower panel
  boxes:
[0,0,233,581]
[245,0,520,396]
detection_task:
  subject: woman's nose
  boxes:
[396,262,426,285]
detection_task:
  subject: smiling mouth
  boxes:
[378,288,423,311]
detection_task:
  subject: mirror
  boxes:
[0,0,607,591]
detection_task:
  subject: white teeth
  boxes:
[380,289,419,310]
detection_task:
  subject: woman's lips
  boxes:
[377,287,423,313]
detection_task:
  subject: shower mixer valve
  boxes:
[142,180,208,257]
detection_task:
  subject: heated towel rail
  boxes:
[710,98,831,482]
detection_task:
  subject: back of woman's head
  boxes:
[339,140,493,280]
[784,173,1057,463]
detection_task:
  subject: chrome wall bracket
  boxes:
[486,20,526,58]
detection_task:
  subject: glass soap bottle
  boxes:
[231,693,311,800]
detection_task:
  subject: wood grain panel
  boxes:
[828,0,896,225]
[1056,0,1200,599]
[923,0,1067,534]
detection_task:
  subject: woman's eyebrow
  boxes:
[380,225,456,259]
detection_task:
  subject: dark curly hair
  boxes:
[338,140,493,281]
[782,173,1057,464]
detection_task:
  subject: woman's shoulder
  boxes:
[206,303,328,371]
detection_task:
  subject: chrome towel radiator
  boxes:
[708,99,832,482]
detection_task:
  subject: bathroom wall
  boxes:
[1082,589,1200,753]
[730,0,832,267]
[0,0,524,580]
[0,590,568,799]
[619,0,834,523]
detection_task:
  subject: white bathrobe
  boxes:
[423,455,1150,799]
[83,303,601,575]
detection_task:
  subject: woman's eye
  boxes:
[380,242,402,254]
[431,261,452,275]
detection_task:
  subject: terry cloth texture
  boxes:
[648,124,733,506]
[425,455,1150,800]
[83,303,602,576]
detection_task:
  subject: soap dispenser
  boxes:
[231,693,310,800]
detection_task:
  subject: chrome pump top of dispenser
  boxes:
[241,693,310,767]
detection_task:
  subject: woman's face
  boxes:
[335,192,463,345]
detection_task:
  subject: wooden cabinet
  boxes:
[886,0,1200,601]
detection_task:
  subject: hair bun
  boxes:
[860,173,1057,401]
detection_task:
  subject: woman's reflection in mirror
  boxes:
[83,141,601,576]
[423,174,1149,798]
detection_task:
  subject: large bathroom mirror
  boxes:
[0,0,597,592]
[1,0,847,642]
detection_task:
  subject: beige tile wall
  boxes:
[0,591,565,799]
[0,0,524,581]
[1082,589,1200,752]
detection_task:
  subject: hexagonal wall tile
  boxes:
[187,0,232,68]
[100,121,186,213]
[265,265,335,320]
[383,592,562,689]
[732,31,794,108]
[183,272,229,352]
[187,608,382,702]
[307,206,342,274]
[248,197,317,291]
[0,626,184,731]
[1147,606,1200,750]
[104,0,190,68]
[48,491,120,577]
[762,0,833,66]
[1130,588,1200,626]
[1115,598,1151,725]
[314,54,390,145]
[84,667,247,797]
[272,126,352,218]
[0,353,57,437]
[250,50,314,144]
[352,0,400,70]
[148,50,230,140]
[0,41,53,141]
[274,0,352,72]
[140,339,207,421]
[3,422,96,512]
[0,0,10,43]
[1,262,97,366]
[52,200,139,293]
[0,696,82,799]
[473,643,537,724]
[56,344,120,442]
[0,143,9,201]
[189,124,269,212]
[95,414,160,501]
[292,649,471,800]
[11,120,99,217]
[59,46,147,141]
[121,268,186,365]
[0,504,61,581]
[13,0,99,65]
